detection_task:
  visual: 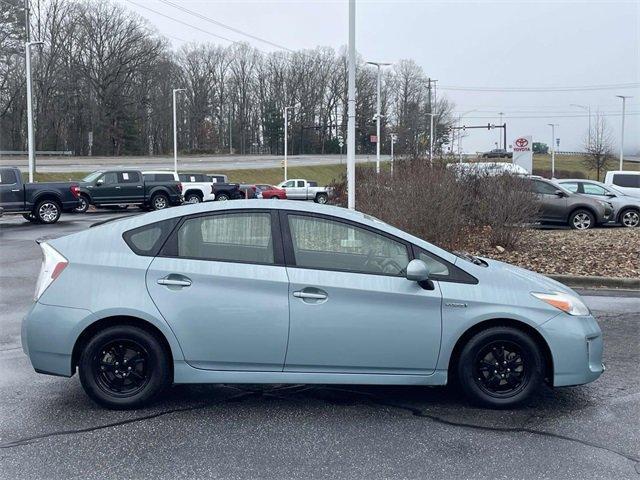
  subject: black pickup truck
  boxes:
[75,169,183,212]
[0,166,81,224]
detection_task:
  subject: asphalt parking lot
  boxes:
[1,210,639,479]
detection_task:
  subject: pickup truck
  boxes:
[276,178,330,203]
[178,172,242,202]
[75,169,182,212]
[0,166,81,224]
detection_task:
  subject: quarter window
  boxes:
[288,215,409,275]
[176,212,274,264]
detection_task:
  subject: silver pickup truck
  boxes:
[277,178,330,203]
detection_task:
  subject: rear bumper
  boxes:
[541,313,604,387]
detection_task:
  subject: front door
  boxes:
[90,171,119,203]
[117,171,145,203]
[0,168,23,211]
[533,180,567,222]
[146,210,290,371]
[282,213,442,375]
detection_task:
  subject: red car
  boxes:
[256,184,287,199]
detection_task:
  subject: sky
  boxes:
[122,0,640,154]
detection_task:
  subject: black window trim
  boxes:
[158,208,285,267]
[279,210,478,284]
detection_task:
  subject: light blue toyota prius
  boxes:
[22,200,604,409]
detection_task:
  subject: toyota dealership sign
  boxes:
[513,135,533,173]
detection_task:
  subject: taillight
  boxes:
[70,185,80,198]
[34,242,68,301]
[177,182,182,193]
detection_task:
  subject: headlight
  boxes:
[531,291,590,316]
[596,200,608,208]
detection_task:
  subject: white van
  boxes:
[604,171,640,198]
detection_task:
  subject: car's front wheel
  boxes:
[78,325,171,409]
[74,194,90,213]
[456,326,544,408]
[569,209,595,230]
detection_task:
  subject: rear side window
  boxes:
[123,218,179,256]
[0,169,17,185]
[119,171,141,183]
[175,212,275,264]
[612,174,640,188]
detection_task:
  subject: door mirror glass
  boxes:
[406,259,430,282]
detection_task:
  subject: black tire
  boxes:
[315,193,328,204]
[74,194,90,213]
[456,326,544,409]
[216,193,230,201]
[150,193,169,210]
[619,208,640,228]
[185,192,202,204]
[78,325,171,409]
[569,209,595,230]
[34,199,61,224]
[22,213,41,223]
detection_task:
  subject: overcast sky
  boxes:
[122,0,639,154]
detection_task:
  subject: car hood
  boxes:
[478,256,578,296]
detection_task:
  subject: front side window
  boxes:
[582,183,607,195]
[560,182,578,193]
[176,212,274,264]
[533,180,558,195]
[100,172,118,185]
[0,169,17,185]
[284,180,295,188]
[288,215,409,275]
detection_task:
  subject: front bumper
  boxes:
[541,312,604,387]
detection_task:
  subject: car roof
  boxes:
[142,170,176,174]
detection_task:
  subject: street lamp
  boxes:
[570,104,591,148]
[366,61,391,174]
[426,112,435,164]
[616,95,632,170]
[283,106,293,181]
[172,88,186,173]
[547,123,559,178]
[26,40,44,183]
[457,109,477,162]
[390,132,397,175]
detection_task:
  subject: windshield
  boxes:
[82,171,104,182]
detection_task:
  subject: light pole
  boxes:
[570,104,591,148]
[547,123,558,178]
[390,133,397,175]
[457,110,477,162]
[366,61,391,174]
[172,88,186,173]
[347,0,356,209]
[26,41,44,183]
[426,112,435,164]
[616,95,632,170]
[283,106,293,181]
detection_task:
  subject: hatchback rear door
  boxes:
[146,209,290,371]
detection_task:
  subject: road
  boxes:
[1,211,639,479]
[0,154,388,173]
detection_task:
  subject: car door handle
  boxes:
[157,276,192,287]
[293,290,327,300]
[11,189,20,192]
[137,185,143,188]
[115,186,121,189]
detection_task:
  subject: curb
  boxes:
[549,274,640,290]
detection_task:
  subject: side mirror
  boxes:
[555,190,565,197]
[606,192,616,198]
[406,259,430,282]
[96,179,104,186]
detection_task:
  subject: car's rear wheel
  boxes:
[185,192,202,204]
[74,194,90,213]
[456,326,544,408]
[78,325,170,409]
[34,199,61,224]
[620,208,640,228]
[315,193,328,204]
[216,193,230,201]
[151,193,169,210]
[569,209,595,230]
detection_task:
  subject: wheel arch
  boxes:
[447,318,554,385]
[184,188,204,200]
[71,315,175,381]
[567,205,598,224]
[31,192,63,209]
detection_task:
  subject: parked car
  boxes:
[558,179,640,228]
[527,177,613,229]
[23,200,604,409]
[206,173,229,183]
[255,184,287,199]
[76,169,182,212]
[482,148,512,159]
[277,179,330,203]
[0,166,81,224]
[177,173,215,203]
[212,182,243,201]
[239,184,258,199]
[604,171,640,198]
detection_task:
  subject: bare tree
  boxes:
[582,113,615,181]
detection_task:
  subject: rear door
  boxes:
[146,209,290,371]
[117,171,145,202]
[0,168,24,211]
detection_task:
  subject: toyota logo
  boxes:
[515,138,529,148]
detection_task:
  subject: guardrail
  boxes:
[0,150,73,156]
